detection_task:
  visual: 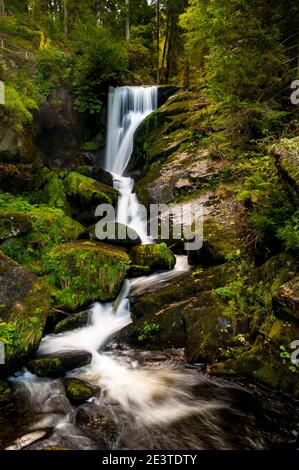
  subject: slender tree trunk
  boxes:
[156,0,160,84]
[160,14,171,83]
[125,0,130,40]
[63,0,68,39]
[0,0,4,15]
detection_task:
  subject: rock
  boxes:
[129,243,176,273]
[76,403,118,443]
[88,221,141,248]
[272,137,299,199]
[0,380,13,405]
[0,201,85,273]
[128,264,152,278]
[36,86,84,169]
[41,175,71,215]
[76,166,113,187]
[54,310,91,334]
[28,351,92,378]
[0,212,32,241]
[45,241,130,310]
[0,128,40,165]
[157,86,182,107]
[0,251,50,376]
[63,378,98,404]
[0,164,34,193]
[273,275,299,322]
[64,172,118,225]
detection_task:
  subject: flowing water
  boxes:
[1,86,298,451]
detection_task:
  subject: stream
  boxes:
[1,86,298,451]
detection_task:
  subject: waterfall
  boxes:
[105,86,158,244]
[105,86,158,176]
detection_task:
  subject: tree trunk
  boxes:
[0,0,4,15]
[156,0,160,84]
[125,0,130,40]
[63,0,68,39]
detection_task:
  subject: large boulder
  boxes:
[0,252,50,376]
[64,172,118,225]
[88,221,141,248]
[272,137,299,200]
[45,241,131,310]
[28,351,92,378]
[0,128,40,166]
[129,243,176,273]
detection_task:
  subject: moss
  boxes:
[45,241,131,310]
[63,378,97,404]
[129,243,176,274]
[272,137,299,194]
[0,211,32,241]
[64,172,118,207]
[42,176,70,215]
[0,193,85,272]
[28,352,92,378]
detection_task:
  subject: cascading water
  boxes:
[105,86,158,244]
[2,87,297,451]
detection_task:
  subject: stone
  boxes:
[28,351,92,378]
[0,212,32,241]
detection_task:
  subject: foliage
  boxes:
[137,321,160,342]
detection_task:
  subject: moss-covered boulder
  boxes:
[64,172,118,226]
[129,243,176,273]
[273,137,299,199]
[63,378,98,404]
[45,241,131,310]
[28,351,92,378]
[42,176,71,215]
[0,212,32,241]
[88,221,141,248]
[273,275,299,322]
[0,193,85,272]
[54,310,91,334]
[0,380,13,405]
[64,172,118,206]
[0,252,50,376]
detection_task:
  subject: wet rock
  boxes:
[0,380,13,405]
[0,164,35,193]
[5,431,48,450]
[128,264,152,278]
[0,128,40,165]
[0,252,50,376]
[0,212,32,241]
[129,243,176,273]
[76,403,118,443]
[273,275,299,322]
[63,378,98,405]
[87,222,141,248]
[54,310,91,334]
[45,241,130,310]
[28,351,92,378]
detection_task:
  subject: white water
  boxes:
[105,86,158,244]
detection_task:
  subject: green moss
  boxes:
[129,243,176,273]
[64,172,117,206]
[0,211,32,241]
[0,192,85,272]
[63,377,96,404]
[44,241,131,310]
[42,176,70,215]
[0,380,13,404]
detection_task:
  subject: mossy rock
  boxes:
[0,211,32,241]
[64,172,118,207]
[0,164,34,193]
[42,176,71,215]
[28,351,92,378]
[87,222,141,248]
[272,137,299,199]
[129,243,176,273]
[272,274,299,322]
[0,380,13,404]
[63,378,98,404]
[0,251,51,376]
[45,241,131,310]
[54,310,91,334]
[0,194,85,272]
